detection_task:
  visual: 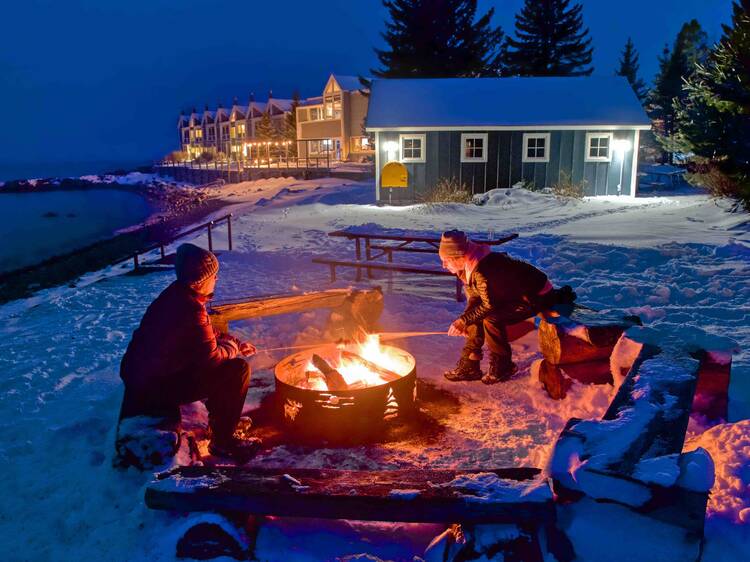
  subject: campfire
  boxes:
[274,335,417,439]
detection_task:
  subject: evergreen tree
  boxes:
[675,1,750,205]
[373,0,505,78]
[647,20,708,162]
[284,90,301,156]
[615,37,647,101]
[254,109,275,142]
[505,0,594,76]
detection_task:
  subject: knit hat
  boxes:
[175,243,219,286]
[439,230,469,259]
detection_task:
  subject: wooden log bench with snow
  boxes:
[547,325,734,562]
[145,466,553,525]
[208,287,384,337]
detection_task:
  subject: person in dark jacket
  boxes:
[439,230,575,384]
[120,243,259,461]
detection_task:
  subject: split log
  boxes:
[538,311,640,365]
[311,354,349,391]
[339,349,402,382]
[537,359,613,400]
[146,466,552,525]
[691,350,731,424]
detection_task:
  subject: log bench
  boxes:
[312,257,466,302]
[547,327,722,561]
[146,466,553,525]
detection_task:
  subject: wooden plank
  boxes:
[145,466,551,524]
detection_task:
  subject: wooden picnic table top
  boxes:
[328,229,519,245]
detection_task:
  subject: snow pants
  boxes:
[120,358,250,442]
[461,298,538,364]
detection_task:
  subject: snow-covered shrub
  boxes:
[551,171,586,199]
[421,177,473,204]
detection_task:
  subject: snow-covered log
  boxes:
[114,414,182,470]
[209,288,383,335]
[538,310,640,365]
[547,327,721,561]
[145,466,553,526]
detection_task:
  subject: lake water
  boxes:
[0,189,153,273]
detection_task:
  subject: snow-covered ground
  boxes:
[0,177,748,560]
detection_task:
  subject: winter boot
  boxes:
[481,353,517,385]
[444,356,483,382]
[208,435,262,464]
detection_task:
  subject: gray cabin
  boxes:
[365,77,651,203]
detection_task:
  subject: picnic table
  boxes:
[313,229,519,301]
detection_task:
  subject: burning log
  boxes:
[339,350,402,383]
[311,354,349,391]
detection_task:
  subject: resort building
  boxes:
[177,74,373,165]
[178,95,293,159]
[295,74,373,162]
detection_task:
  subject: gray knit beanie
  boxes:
[175,243,219,285]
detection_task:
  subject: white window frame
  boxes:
[522,133,550,163]
[585,132,613,162]
[399,134,426,163]
[460,133,488,163]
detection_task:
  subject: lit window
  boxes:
[585,133,613,162]
[461,133,487,162]
[400,134,426,163]
[522,133,550,163]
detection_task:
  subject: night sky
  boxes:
[0,0,736,177]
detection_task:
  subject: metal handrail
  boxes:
[129,213,233,270]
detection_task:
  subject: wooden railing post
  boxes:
[227,215,233,251]
[207,222,213,252]
[133,253,139,270]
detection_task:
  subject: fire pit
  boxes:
[274,335,417,440]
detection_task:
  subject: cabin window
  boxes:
[309,107,321,121]
[522,133,550,163]
[585,133,613,162]
[461,133,488,162]
[399,134,426,163]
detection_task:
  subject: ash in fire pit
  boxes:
[274,335,417,440]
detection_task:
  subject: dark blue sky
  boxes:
[0,0,735,173]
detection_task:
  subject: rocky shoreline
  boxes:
[0,173,230,304]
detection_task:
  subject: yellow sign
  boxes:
[381,161,408,188]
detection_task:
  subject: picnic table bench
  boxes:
[314,230,519,301]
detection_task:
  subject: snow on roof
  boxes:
[366,76,651,130]
[332,74,365,92]
[269,98,293,111]
[301,96,323,107]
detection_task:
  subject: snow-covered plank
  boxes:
[145,467,553,525]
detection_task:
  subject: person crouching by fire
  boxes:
[439,230,576,384]
[119,243,260,462]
